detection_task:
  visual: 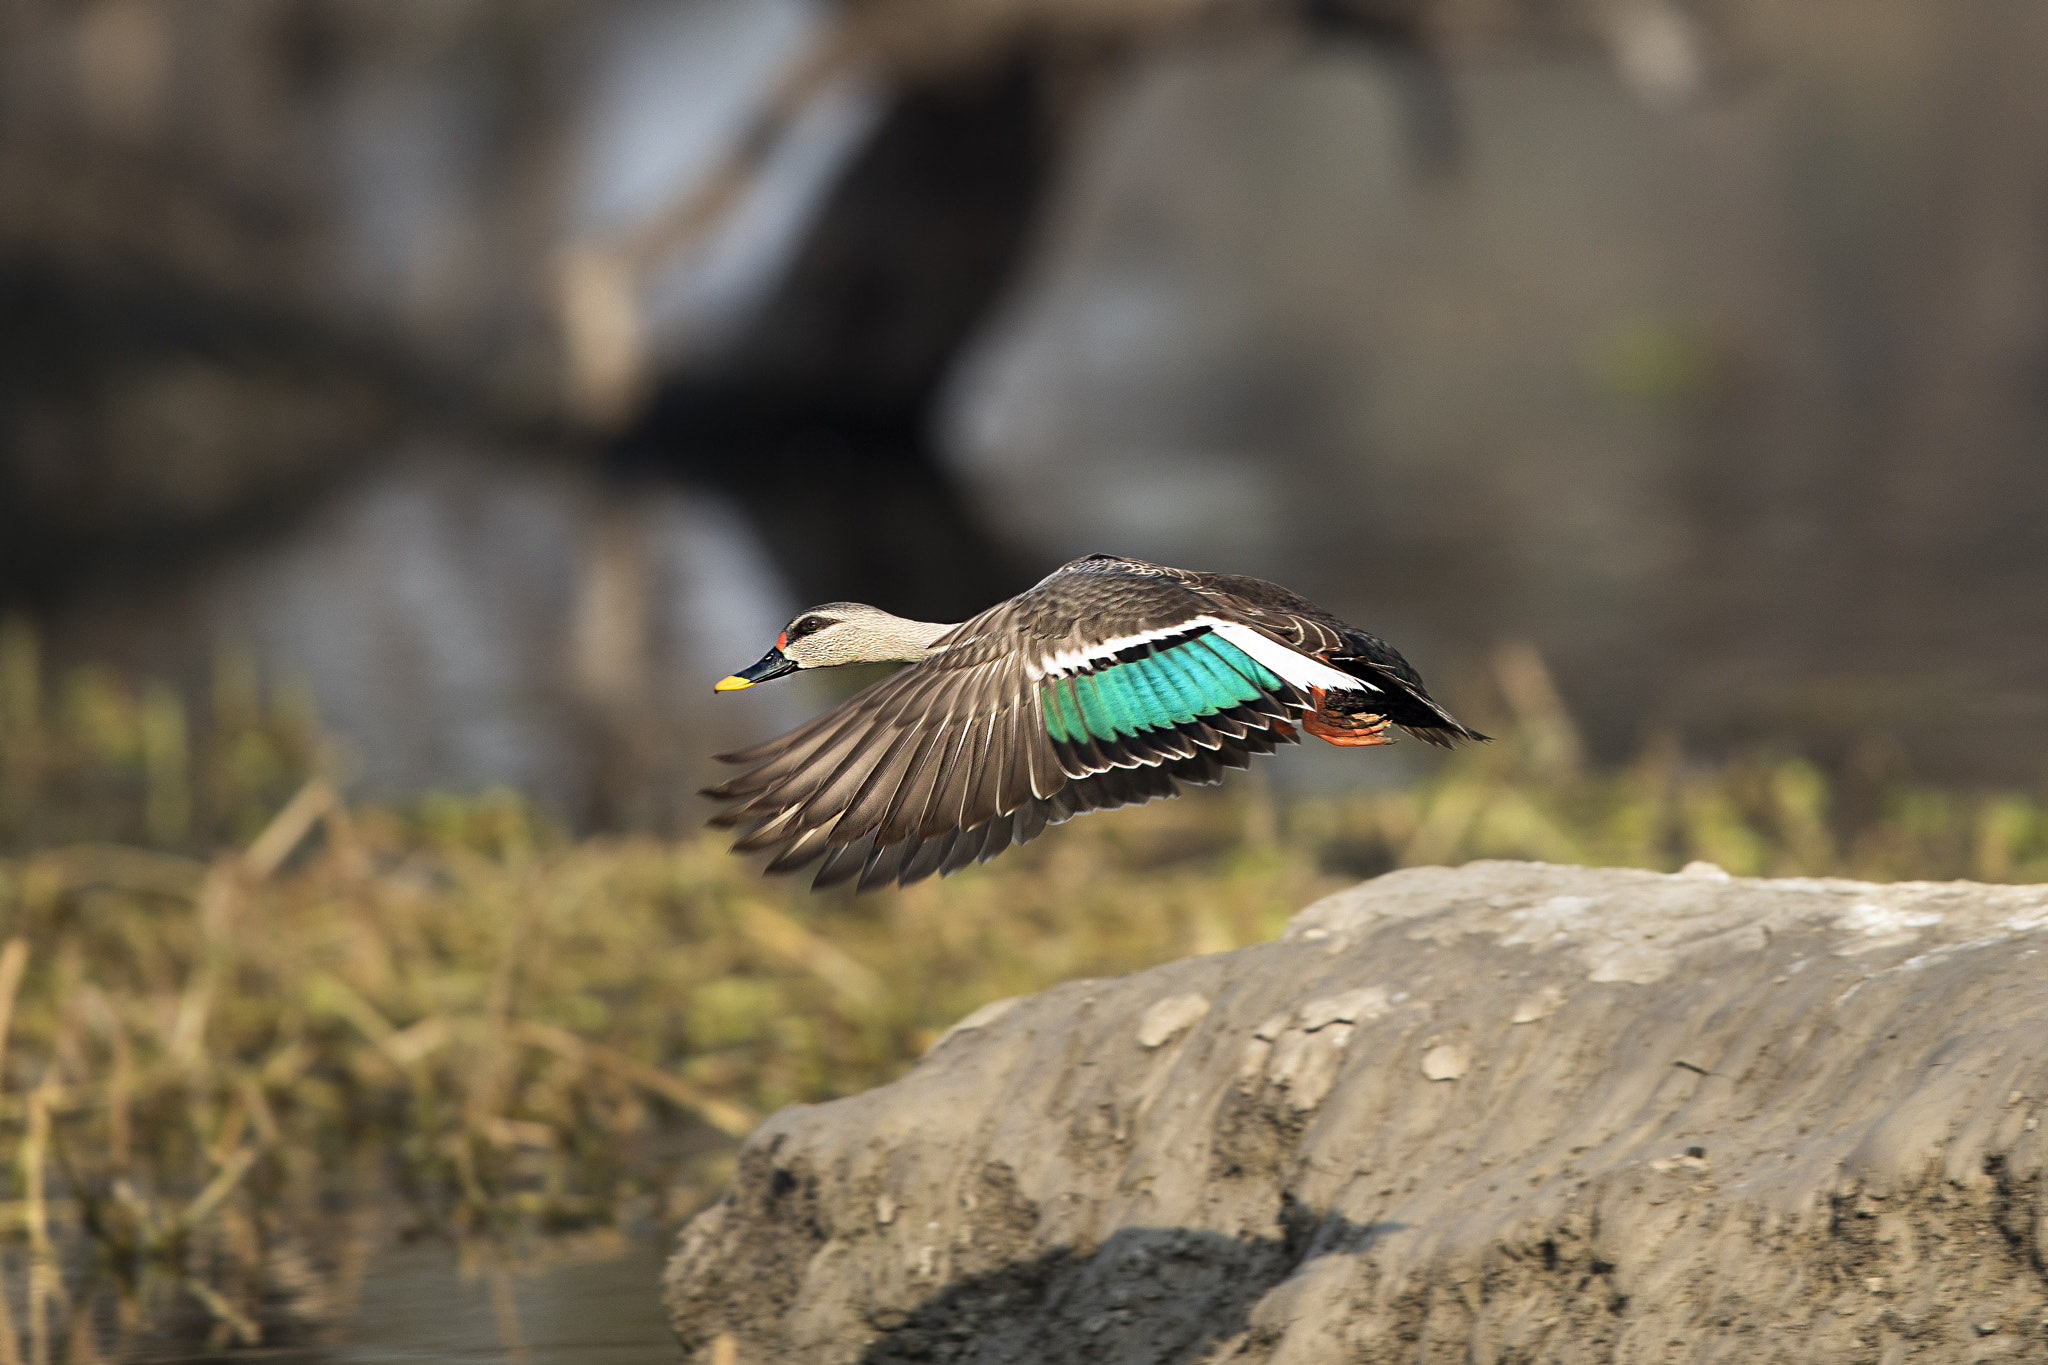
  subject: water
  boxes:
[43,445,807,827]
[306,1241,677,1365]
[98,1237,679,1365]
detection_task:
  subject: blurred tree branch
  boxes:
[0,0,1749,621]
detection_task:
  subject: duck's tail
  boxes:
[1333,661,1489,748]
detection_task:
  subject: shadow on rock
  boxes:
[857,1215,1404,1365]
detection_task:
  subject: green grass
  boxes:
[1,624,2046,1354]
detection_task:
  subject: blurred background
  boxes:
[9,0,2048,829]
[8,2,2048,1357]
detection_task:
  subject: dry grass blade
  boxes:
[0,937,27,1090]
[304,970,398,1048]
[176,1147,260,1234]
[737,901,884,1006]
[177,1278,259,1348]
[0,1273,19,1365]
[21,1078,61,1365]
[486,1256,530,1365]
[515,1021,757,1139]
[241,779,333,881]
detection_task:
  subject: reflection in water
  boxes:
[46,447,808,828]
[114,1237,678,1365]
[208,450,803,821]
[312,1240,675,1365]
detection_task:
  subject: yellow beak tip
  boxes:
[713,676,753,692]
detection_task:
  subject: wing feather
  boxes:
[913,722,980,840]
[978,812,1017,863]
[957,710,1004,831]
[899,830,958,885]
[942,820,992,876]
[870,722,954,847]
[832,721,936,845]
[811,830,876,889]
[858,836,916,892]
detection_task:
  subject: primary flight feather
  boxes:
[706,554,1485,890]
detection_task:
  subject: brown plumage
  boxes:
[706,554,1485,889]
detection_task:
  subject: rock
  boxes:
[1297,986,1389,1032]
[1418,1042,1470,1081]
[1136,993,1210,1049]
[664,861,2048,1363]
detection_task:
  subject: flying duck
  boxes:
[707,554,1485,890]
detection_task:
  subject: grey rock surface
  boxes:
[665,861,2048,1363]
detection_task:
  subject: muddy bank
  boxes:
[666,861,2048,1362]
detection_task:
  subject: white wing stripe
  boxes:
[1205,620,1375,693]
[1026,622,1207,680]
[1027,616,1375,694]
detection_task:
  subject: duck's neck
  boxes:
[855,613,957,663]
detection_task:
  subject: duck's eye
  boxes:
[789,615,828,639]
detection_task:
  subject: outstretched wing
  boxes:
[703,560,1340,890]
[1180,569,1486,747]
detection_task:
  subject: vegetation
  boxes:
[1,626,2046,1355]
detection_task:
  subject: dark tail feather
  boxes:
[1338,662,1489,747]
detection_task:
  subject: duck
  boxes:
[706,553,1485,890]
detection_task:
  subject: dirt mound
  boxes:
[665,861,2048,1362]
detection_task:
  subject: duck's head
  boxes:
[714,603,954,691]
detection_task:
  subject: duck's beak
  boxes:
[715,647,798,692]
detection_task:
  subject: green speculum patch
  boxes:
[1038,634,1284,743]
